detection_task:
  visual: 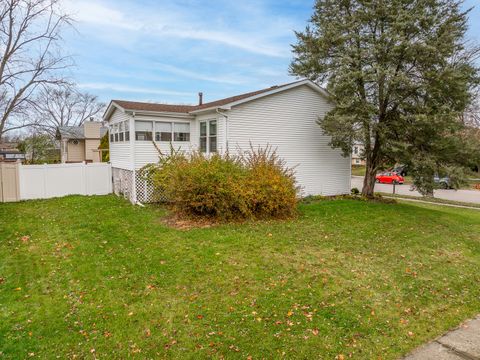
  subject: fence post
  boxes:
[108,164,112,194]
[0,162,21,202]
[82,161,88,195]
[43,163,48,198]
[0,163,3,202]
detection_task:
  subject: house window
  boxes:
[114,123,119,142]
[119,122,124,142]
[155,122,172,142]
[200,120,217,153]
[124,121,130,141]
[174,122,190,142]
[200,121,207,152]
[110,125,114,142]
[135,121,153,141]
[209,120,217,153]
[354,146,358,155]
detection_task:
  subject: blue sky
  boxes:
[63,0,480,105]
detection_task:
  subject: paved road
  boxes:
[351,176,480,205]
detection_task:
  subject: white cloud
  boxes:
[65,0,292,58]
[64,1,140,30]
[78,82,194,97]
[152,63,251,85]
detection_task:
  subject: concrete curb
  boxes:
[384,196,480,211]
[403,316,480,360]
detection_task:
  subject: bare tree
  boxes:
[0,0,72,140]
[32,85,106,136]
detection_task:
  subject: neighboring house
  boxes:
[0,142,25,162]
[352,143,365,166]
[56,121,107,163]
[103,79,351,203]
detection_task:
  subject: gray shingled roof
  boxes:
[110,80,309,114]
[57,125,108,140]
[57,126,85,139]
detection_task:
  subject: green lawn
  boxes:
[1,196,480,359]
[351,165,366,176]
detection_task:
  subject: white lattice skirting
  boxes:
[112,167,162,204]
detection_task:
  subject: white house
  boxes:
[103,79,351,203]
[352,142,366,166]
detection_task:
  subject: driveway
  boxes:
[351,176,480,205]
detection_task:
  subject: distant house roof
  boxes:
[104,79,330,119]
[0,142,20,151]
[56,124,108,140]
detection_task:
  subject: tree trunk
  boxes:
[362,133,381,198]
[362,161,377,198]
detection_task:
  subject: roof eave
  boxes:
[103,101,126,122]
[189,79,330,114]
[188,106,231,115]
[126,109,195,119]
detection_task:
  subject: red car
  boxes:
[376,172,404,184]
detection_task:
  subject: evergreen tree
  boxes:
[291,0,479,197]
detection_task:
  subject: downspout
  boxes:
[215,108,229,153]
[131,111,143,206]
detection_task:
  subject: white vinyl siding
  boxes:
[226,85,350,196]
[109,108,133,170]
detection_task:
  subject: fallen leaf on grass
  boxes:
[229,344,240,352]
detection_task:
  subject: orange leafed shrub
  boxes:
[143,146,298,220]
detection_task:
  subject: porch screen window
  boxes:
[155,122,172,142]
[114,123,119,142]
[135,121,153,141]
[174,122,190,141]
[199,120,217,153]
[124,121,130,141]
[209,120,217,153]
[200,121,207,152]
[119,122,124,142]
[110,125,114,142]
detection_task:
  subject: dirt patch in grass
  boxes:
[161,212,219,230]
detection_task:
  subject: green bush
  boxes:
[142,146,298,220]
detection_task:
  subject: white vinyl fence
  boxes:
[13,162,112,201]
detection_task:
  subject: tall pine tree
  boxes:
[291,0,479,197]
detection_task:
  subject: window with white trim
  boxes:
[174,122,190,142]
[124,121,130,141]
[119,121,124,142]
[200,120,217,153]
[155,122,172,142]
[110,125,114,142]
[114,123,119,142]
[135,121,153,141]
